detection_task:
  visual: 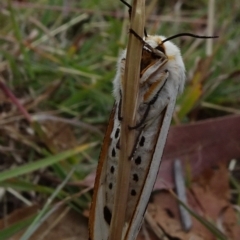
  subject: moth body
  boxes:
[89,35,185,240]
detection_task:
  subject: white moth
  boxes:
[89,34,185,240]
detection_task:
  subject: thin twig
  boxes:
[206,0,215,55]
[109,0,145,239]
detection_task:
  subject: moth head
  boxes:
[144,35,186,94]
[145,35,182,63]
[144,33,218,94]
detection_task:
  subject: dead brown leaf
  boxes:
[146,164,240,240]
[155,114,240,190]
[42,121,78,151]
[83,115,240,191]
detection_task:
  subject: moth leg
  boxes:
[118,91,123,121]
[120,0,132,17]
[129,104,151,130]
[117,56,125,121]
[129,129,144,159]
[129,28,147,45]
[144,28,148,38]
[120,1,148,37]
[129,70,169,130]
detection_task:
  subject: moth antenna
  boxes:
[129,28,153,51]
[162,33,218,43]
[120,0,148,38]
[129,29,166,60]
[120,0,132,18]
[120,0,131,9]
[118,91,123,121]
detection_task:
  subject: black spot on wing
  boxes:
[116,139,120,149]
[131,189,137,196]
[110,166,115,174]
[103,206,112,225]
[139,136,145,147]
[109,183,113,189]
[112,148,116,157]
[135,156,141,165]
[133,174,139,182]
[115,128,120,138]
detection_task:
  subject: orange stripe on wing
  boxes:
[88,105,116,240]
[143,78,165,103]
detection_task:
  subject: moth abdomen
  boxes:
[90,32,187,240]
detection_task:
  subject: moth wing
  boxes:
[140,58,168,85]
[88,106,116,240]
[124,84,179,240]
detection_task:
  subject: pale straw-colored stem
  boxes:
[108,0,145,239]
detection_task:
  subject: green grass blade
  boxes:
[19,167,76,240]
[0,142,97,183]
[1,180,68,197]
[0,215,35,240]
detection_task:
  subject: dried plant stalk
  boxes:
[109,1,145,239]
